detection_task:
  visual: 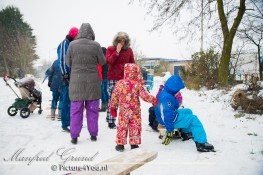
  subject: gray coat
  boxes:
[66,23,106,101]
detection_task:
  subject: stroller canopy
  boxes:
[15,77,35,90]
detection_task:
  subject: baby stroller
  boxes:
[4,76,43,118]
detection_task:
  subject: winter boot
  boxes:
[115,145,125,152]
[71,138,78,144]
[173,129,182,139]
[51,109,56,120]
[57,109,61,121]
[91,136,97,141]
[131,145,139,149]
[195,142,215,152]
[181,132,193,141]
[151,127,159,132]
[63,127,70,132]
[99,103,107,112]
[108,122,116,129]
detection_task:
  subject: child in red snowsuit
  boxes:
[110,63,158,152]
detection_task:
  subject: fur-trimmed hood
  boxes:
[112,31,131,50]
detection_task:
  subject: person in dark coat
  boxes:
[16,68,24,79]
[66,23,106,144]
[46,60,63,120]
[99,47,109,112]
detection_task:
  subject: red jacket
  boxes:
[106,45,135,80]
[97,64,102,80]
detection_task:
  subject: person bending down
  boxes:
[154,75,215,152]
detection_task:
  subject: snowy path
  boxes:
[0,78,262,175]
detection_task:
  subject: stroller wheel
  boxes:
[20,108,30,118]
[7,106,17,116]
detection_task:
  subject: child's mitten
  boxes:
[162,132,173,145]
[110,107,117,117]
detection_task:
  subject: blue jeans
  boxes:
[173,108,207,143]
[101,80,109,104]
[61,85,70,129]
[51,90,63,110]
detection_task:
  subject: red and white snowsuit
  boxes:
[110,63,157,145]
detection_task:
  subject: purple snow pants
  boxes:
[70,100,99,138]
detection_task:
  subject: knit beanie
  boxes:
[68,27,79,39]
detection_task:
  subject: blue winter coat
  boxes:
[47,60,63,92]
[57,35,72,76]
[154,75,185,132]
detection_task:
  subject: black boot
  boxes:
[115,145,124,152]
[181,132,193,141]
[108,123,116,129]
[99,103,107,112]
[91,136,97,141]
[131,145,139,149]
[173,130,182,139]
[151,127,159,132]
[71,138,78,144]
[63,127,70,132]
[195,142,215,152]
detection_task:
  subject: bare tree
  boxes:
[229,42,245,81]
[131,38,146,67]
[130,0,246,84]
[238,0,263,80]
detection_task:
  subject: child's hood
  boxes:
[124,63,141,80]
[164,75,185,95]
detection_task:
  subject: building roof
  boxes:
[142,57,192,63]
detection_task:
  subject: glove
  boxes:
[152,98,158,106]
[63,74,70,86]
[162,132,173,145]
[110,107,117,117]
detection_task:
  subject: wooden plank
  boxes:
[75,149,158,175]
[46,114,58,118]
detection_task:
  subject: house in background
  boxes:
[139,57,192,76]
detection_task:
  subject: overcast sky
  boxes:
[1,0,201,63]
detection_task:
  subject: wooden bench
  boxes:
[75,149,158,175]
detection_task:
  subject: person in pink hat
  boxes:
[57,27,79,132]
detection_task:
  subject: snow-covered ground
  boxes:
[0,76,263,175]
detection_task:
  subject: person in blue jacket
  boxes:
[57,27,79,132]
[46,59,63,120]
[154,75,215,152]
[99,47,109,112]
